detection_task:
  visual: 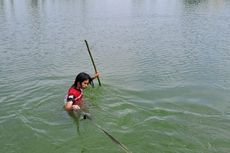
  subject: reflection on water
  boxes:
[0,0,227,17]
[0,0,230,153]
[184,0,204,5]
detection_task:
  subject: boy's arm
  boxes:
[65,102,80,112]
[91,71,100,80]
[65,101,73,112]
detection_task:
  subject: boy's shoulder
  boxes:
[68,87,81,95]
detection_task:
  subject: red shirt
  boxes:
[66,87,83,106]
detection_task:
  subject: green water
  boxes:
[1,0,230,153]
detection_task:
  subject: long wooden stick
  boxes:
[84,40,101,86]
[81,112,132,153]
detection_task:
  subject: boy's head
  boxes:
[74,72,93,89]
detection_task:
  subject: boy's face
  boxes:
[81,80,89,89]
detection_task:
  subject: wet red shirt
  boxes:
[66,87,83,106]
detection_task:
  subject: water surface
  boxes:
[0,0,230,153]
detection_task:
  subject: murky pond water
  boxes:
[0,0,230,153]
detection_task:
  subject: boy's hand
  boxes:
[95,71,100,77]
[72,105,80,111]
[93,72,100,79]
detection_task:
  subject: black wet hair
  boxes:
[72,72,94,88]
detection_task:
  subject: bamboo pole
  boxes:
[84,40,101,86]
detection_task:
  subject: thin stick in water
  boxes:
[84,40,101,86]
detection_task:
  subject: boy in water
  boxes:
[64,72,99,112]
